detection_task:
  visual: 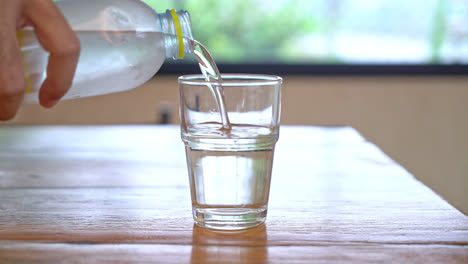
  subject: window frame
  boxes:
[158,63,468,76]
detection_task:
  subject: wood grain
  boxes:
[1,242,467,264]
[0,125,467,263]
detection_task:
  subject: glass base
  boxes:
[193,207,267,230]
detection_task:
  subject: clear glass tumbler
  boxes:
[179,74,282,230]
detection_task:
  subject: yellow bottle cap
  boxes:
[16,31,33,94]
[169,9,185,59]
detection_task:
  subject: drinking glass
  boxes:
[179,74,282,230]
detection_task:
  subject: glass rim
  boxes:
[178,74,283,86]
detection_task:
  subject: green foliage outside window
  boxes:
[142,0,468,64]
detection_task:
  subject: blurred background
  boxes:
[4,0,468,213]
[155,0,468,65]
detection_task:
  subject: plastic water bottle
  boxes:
[18,0,195,104]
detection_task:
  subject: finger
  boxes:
[22,0,80,108]
[39,51,80,108]
[17,15,32,28]
[0,9,26,120]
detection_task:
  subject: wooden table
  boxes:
[0,125,466,263]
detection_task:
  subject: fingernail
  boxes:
[42,99,59,108]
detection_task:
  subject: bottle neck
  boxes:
[158,10,195,60]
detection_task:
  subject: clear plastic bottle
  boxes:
[19,0,195,104]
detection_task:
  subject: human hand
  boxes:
[0,0,80,120]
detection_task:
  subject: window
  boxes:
[143,0,468,74]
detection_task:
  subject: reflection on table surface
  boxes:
[191,224,268,263]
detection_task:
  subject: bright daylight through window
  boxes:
[142,0,468,65]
